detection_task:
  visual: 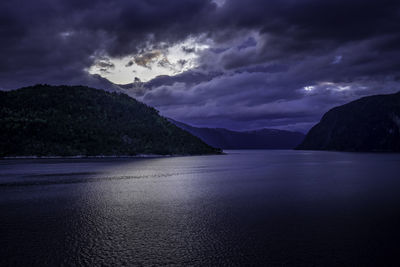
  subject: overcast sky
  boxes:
[1,0,400,132]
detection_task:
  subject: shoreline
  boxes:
[1,153,224,160]
[1,154,171,160]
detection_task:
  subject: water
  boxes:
[1,150,400,266]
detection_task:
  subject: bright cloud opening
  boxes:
[304,85,315,91]
[88,38,209,84]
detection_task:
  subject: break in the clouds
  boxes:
[88,37,209,84]
[1,0,400,132]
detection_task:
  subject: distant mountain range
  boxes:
[297,91,400,152]
[0,85,220,157]
[171,119,305,149]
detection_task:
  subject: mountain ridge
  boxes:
[0,85,221,157]
[171,119,305,149]
[297,91,400,152]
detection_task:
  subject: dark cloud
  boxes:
[157,57,172,68]
[0,0,218,89]
[125,60,134,67]
[1,0,400,131]
[134,51,161,68]
[181,46,196,54]
[95,59,115,73]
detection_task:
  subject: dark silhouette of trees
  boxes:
[0,85,221,157]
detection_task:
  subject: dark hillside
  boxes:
[0,85,220,157]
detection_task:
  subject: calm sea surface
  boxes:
[1,150,400,266]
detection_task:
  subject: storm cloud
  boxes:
[1,0,400,131]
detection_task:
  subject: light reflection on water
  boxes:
[1,150,400,266]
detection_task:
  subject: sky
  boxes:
[1,0,400,132]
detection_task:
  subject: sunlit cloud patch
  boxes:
[88,38,209,84]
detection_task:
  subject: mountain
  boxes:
[0,85,221,157]
[297,92,400,152]
[171,120,305,149]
